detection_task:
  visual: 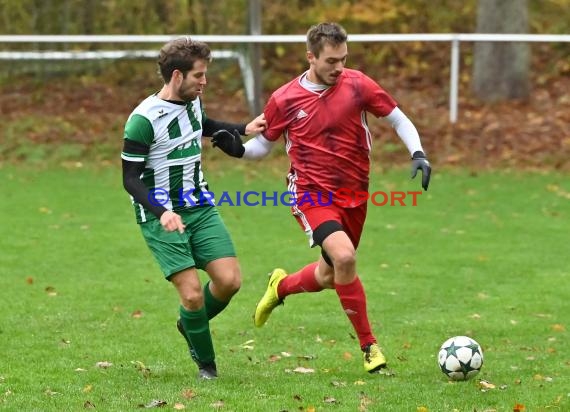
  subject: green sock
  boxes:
[204,281,229,320]
[179,305,215,364]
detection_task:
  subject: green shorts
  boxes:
[140,206,236,278]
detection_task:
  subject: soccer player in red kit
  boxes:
[211,22,431,373]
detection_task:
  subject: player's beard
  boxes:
[178,83,201,102]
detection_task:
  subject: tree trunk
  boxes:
[472,0,530,101]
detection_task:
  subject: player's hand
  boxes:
[160,210,185,233]
[212,129,245,158]
[411,151,431,191]
[245,113,266,135]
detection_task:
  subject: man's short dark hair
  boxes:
[306,22,348,58]
[158,37,212,83]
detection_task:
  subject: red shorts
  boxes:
[292,201,367,249]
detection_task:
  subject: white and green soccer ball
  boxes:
[438,336,484,381]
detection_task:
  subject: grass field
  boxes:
[0,158,568,412]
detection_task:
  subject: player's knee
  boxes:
[225,275,241,296]
[331,249,356,271]
[219,267,242,297]
[180,289,204,310]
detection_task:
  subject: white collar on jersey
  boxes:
[299,71,330,93]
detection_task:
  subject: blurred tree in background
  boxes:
[473,0,530,101]
[1,0,567,35]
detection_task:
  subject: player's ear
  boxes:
[172,69,184,84]
[306,50,315,63]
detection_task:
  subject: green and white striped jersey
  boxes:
[122,94,210,223]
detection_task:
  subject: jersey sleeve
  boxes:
[122,114,153,161]
[261,94,287,142]
[361,73,398,118]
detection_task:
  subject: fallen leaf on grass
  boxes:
[132,360,151,378]
[179,389,196,401]
[343,352,353,360]
[210,400,224,409]
[173,403,185,410]
[479,380,496,390]
[82,384,93,393]
[44,389,59,396]
[417,407,429,412]
[131,310,143,318]
[268,354,281,362]
[358,392,373,411]
[138,399,167,408]
[45,286,57,296]
[534,313,552,318]
[293,367,314,374]
[533,374,553,382]
[353,380,366,386]
[83,401,96,408]
[513,403,526,412]
[95,361,113,369]
[26,276,34,284]
[323,396,337,404]
[240,339,254,350]
[331,380,347,387]
[551,324,565,332]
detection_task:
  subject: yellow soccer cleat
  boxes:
[363,343,387,373]
[254,268,287,327]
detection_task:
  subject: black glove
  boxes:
[211,129,245,158]
[411,150,431,191]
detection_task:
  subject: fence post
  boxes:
[449,37,460,123]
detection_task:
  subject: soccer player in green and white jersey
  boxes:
[121,37,265,380]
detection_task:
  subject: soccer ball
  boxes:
[438,336,484,381]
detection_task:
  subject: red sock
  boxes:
[277,262,322,298]
[334,276,376,349]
